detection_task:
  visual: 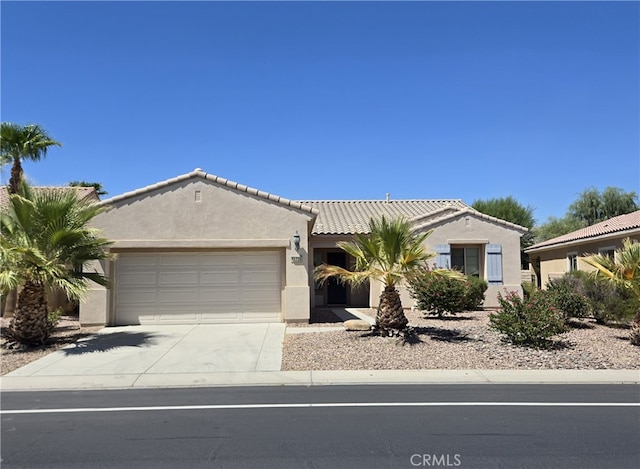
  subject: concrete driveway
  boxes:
[6,323,285,381]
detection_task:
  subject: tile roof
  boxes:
[99,169,319,216]
[298,199,471,234]
[526,210,640,252]
[1,186,98,209]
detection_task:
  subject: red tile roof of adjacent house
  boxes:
[526,210,640,252]
[0,186,99,208]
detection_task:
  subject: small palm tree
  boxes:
[583,238,640,345]
[315,216,461,336]
[1,122,62,194]
[0,183,112,345]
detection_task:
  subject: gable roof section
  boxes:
[99,168,319,216]
[299,199,528,235]
[526,210,640,253]
[1,186,98,209]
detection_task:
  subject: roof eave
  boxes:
[525,227,640,254]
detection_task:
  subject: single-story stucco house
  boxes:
[80,169,527,326]
[525,210,640,288]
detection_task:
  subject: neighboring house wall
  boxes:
[531,234,640,288]
[81,175,315,326]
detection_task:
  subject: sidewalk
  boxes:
[2,369,638,392]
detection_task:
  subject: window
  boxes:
[598,246,615,260]
[567,252,578,272]
[451,247,480,277]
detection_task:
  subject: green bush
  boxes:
[576,272,639,324]
[490,290,566,347]
[547,275,590,320]
[521,281,537,300]
[409,268,487,317]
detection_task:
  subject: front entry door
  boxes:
[326,252,348,304]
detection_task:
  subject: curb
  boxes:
[1,369,638,392]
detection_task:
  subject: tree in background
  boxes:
[569,187,638,226]
[472,196,535,248]
[0,123,61,194]
[472,196,535,268]
[68,181,108,197]
[535,187,638,243]
[534,216,587,243]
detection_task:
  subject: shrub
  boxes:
[409,267,487,317]
[571,271,639,324]
[489,290,566,347]
[521,281,537,300]
[464,276,488,311]
[547,275,590,320]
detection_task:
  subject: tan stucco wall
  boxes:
[530,234,640,289]
[314,213,524,310]
[80,177,315,325]
[416,214,524,308]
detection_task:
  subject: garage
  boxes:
[114,251,282,325]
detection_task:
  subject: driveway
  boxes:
[5,323,286,380]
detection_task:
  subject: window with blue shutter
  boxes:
[434,244,451,269]
[486,244,503,285]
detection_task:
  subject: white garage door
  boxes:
[115,252,282,325]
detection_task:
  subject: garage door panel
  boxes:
[200,271,240,285]
[159,271,199,285]
[118,289,157,305]
[160,255,198,266]
[119,272,156,286]
[115,251,282,324]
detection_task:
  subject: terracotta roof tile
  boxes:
[526,210,640,252]
[298,199,472,234]
[0,186,99,209]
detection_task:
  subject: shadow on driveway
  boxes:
[62,332,161,355]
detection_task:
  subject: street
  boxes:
[2,384,639,468]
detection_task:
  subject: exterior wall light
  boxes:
[291,231,302,263]
[293,231,301,251]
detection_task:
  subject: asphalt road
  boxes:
[2,384,639,468]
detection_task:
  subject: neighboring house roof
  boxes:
[98,168,320,216]
[526,210,640,253]
[0,185,99,209]
[299,199,528,235]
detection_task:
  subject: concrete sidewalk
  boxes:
[2,368,638,392]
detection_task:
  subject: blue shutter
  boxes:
[486,244,503,285]
[434,244,451,269]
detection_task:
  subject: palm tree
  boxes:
[315,216,461,336]
[0,183,112,345]
[1,122,62,194]
[583,238,640,345]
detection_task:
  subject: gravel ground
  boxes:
[2,309,638,375]
[1,316,102,375]
[282,309,640,371]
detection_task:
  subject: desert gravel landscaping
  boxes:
[282,309,640,371]
[2,309,639,376]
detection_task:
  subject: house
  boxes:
[525,210,640,288]
[80,169,527,326]
[0,185,100,317]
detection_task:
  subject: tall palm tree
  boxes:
[0,183,112,345]
[315,216,461,335]
[1,122,62,194]
[583,238,640,345]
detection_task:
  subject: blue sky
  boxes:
[2,1,638,225]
